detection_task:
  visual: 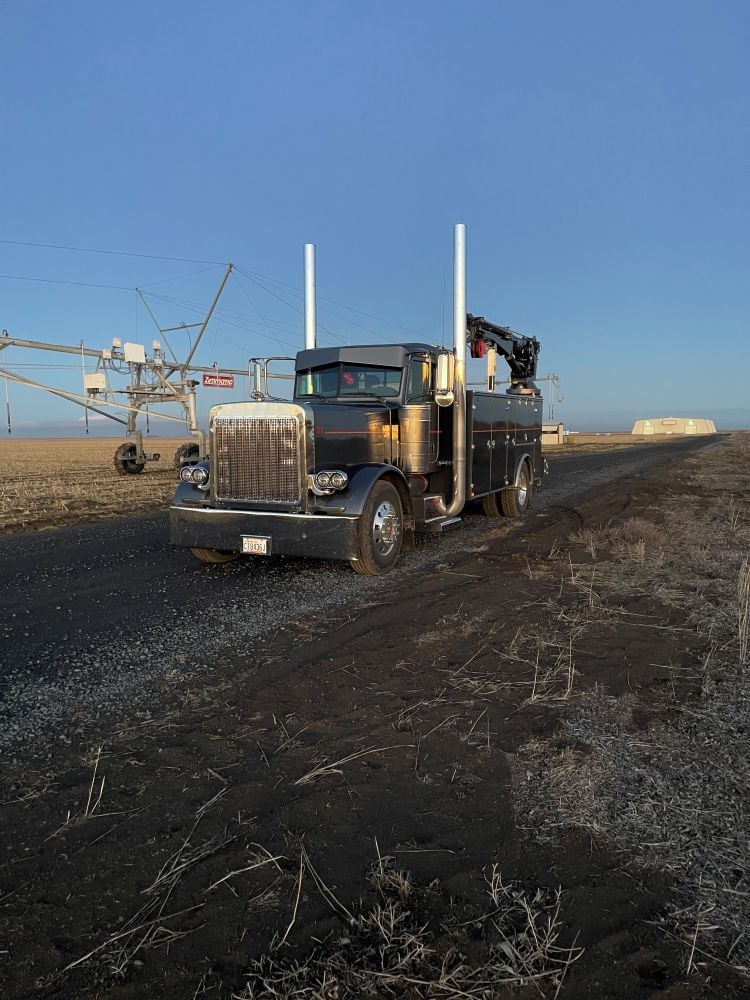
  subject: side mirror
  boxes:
[435,351,455,407]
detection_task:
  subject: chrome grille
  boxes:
[214,416,302,503]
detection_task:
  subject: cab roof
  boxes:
[295,343,436,371]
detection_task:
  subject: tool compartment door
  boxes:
[492,395,511,491]
[467,391,493,498]
[506,395,543,480]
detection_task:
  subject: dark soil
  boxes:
[0,458,746,999]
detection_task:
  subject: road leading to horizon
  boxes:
[0,436,720,754]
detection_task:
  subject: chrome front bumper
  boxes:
[169,505,359,561]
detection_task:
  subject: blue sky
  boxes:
[1,0,748,433]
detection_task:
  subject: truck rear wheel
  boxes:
[191,547,240,564]
[500,461,533,517]
[481,491,503,517]
[350,481,403,576]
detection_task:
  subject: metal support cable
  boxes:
[236,265,422,338]
[230,270,281,344]
[235,268,349,347]
[0,274,133,291]
[0,239,225,266]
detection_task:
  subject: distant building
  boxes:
[631,417,717,435]
[542,422,565,444]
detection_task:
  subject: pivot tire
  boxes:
[190,547,240,564]
[114,443,146,475]
[350,480,403,576]
[500,461,533,517]
[174,443,200,469]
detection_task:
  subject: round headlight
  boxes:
[315,471,331,489]
[179,466,194,483]
[192,466,209,486]
[330,471,348,490]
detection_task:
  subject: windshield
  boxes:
[295,363,403,399]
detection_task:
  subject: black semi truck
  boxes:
[170,225,544,575]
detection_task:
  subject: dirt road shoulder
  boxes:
[1,434,748,1000]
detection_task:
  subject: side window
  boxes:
[407,360,431,402]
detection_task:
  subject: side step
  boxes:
[421,515,463,533]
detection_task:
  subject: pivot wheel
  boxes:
[174,443,200,469]
[190,547,240,564]
[500,461,533,517]
[351,481,403,576]
[113,443,146,475]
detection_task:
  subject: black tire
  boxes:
[350,480,403,576]
[500,461,533,517]
[481,491,503,517]
[190,547,240,564]
[114,443,145,476]
[174,443,200,469]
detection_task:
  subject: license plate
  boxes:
[241,535,271,556]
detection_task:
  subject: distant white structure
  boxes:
[542,422,565,444]
[632,417,717,435]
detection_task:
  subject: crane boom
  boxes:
[466,313,540,391]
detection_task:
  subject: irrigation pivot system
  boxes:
[0,264,258,473]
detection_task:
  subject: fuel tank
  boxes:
[398,402,438,474]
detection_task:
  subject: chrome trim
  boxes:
[170,506,357,521]
[209,401,307,505]
[433,223,466,517]
[372,499,400,555]
[398,402,436,473]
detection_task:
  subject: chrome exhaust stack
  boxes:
[434,223,467,517]
[304,243,317,350]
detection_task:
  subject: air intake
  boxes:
[214,415,302,503]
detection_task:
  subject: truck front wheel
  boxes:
[350,481,403,576]
[500,461,533,517]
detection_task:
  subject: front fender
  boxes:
[172,460,211,504]
[315,464,412,518]
[512,451,534,485]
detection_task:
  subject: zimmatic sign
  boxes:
[202,373,235,389]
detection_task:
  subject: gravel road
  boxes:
[0,437,719,752]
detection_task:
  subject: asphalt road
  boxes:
[0,436,720,751]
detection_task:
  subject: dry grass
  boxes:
[236,859,583,999]
[544,433,711,455]
[0,437,187,531]
[567,445,750,627]
[516,680,750,973]
[294,744,415,786]
[739,556,750,667]
[442,611,608,706]
[60,796,283,983]
[514,433,750,973]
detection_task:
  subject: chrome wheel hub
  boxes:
[373,500,400,555]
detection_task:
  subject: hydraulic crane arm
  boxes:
[466,313,541,390]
